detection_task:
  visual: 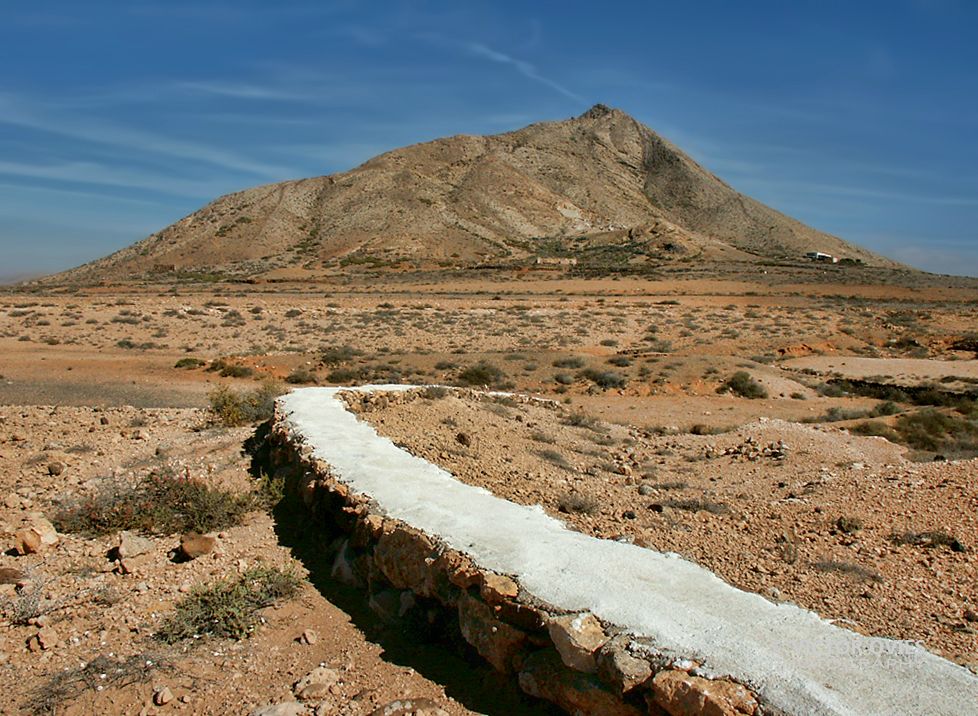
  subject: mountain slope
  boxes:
[53,104,895,282]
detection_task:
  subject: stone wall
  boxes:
[266,405,764,716]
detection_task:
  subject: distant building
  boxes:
[535,256,578,266]
[805,251,839,264]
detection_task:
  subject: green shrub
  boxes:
[456,362,506,387]
[174,357,205,369]
[285,367,317,384]
[579,368,627,389]
[553,356,586,369]
[156,567,300,643]
[54,468,255,536]
[320,345,364,365]
[209,381,282,427]
[718,371,768,399]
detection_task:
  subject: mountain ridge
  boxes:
[49,104,898,282]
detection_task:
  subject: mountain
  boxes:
[51,104,895,282]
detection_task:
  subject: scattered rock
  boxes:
[27,626,59,652]
[652,670,758,716]
[178,532,215,560]
[299,628,318,645]
[14,514,59,555]
[47,461,64,476]
[117,530,154,558]
[0,567,25,584]
[294,665,340,701]
[368,698,448,716]
[547,612,608,673]
[154,686,174,706]
[248,702,308,716]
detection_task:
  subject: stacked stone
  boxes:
[268,413,761,716]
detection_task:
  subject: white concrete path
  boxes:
[279,386,978,716]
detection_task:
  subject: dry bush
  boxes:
[156,567,300,643]
[208,381,282,427]
[54,468,256,536]
[557,493,599,515]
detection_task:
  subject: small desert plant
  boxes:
[660,498,729,515]
[174,357,205,369]
[456,362,506,387]
[814,560,883,583]
[579,368,627,389]
[538,449,572,469]
[718,371,768,399]
[54,468,256,536]
[557,493,599,515]
[155,567,300,643]
[320,345,364,365]
[564,411,603,431]
[26,652,166,716]
[553,356,586,369]
[208,381,282,427]
[835,516,863,534]
[889,530,966,552]
[285,366,317,384]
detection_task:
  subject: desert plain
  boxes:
[0,265,976,715]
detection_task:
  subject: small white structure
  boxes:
[535,256,577,267]
[805,251,839,263]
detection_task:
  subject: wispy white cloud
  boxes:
[464,41,584,103]
[0,159,223,198]
[743,176,978,207]
[174,80,314,101]
[0,93,293,178]
[0,181,166,206]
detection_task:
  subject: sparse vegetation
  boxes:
[814,560,883,583]
[718,371,768,399]
[455,361,506,387]
[208,381,282,427]
[557,492,599,515]
[889,530,966,552]
[156,567,300,643]
[27,652,167,716]
[54,467,257,536]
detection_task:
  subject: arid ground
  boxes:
[1,272,977,714]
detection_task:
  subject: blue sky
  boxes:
[2,0,977,279]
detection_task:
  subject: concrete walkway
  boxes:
[279,386,978,716]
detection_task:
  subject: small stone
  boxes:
[118,530,154,558]
[47,461,64,476]
[299,628,318,645]
[368,698,448,716]
[248,702,307,716]
[14,515,59,555]
[36,626,59,650]
[547,612,608,673]
[178,533,215,560]
[154,686,174,706]
[294,666,340,701]
[455,432,472,447]
[100,416,110,425]
[0,567,25,584]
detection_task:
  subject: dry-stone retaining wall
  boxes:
[267,394,761,716]
[269,386,978,716]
